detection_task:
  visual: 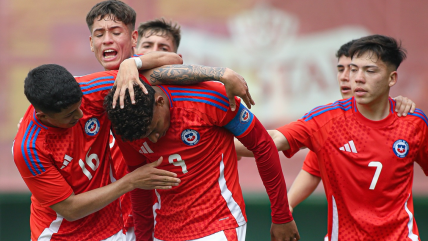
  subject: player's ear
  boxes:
[131,30,138,48]
[35,111,48,121]
[89,36,94,52]
[388,71,397,87]
[155,95,165,107]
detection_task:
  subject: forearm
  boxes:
[138,52,183,70]
[234,138,255,157]
[141,64,226,85]
[287,170,321,209]
[238,118,293,223]
[50,174,135,221]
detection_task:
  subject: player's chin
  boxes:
[67,121,79,128]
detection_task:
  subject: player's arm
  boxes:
[50,157,178,221]
[392,95,416,117]
[287,151,321,213]
[234,129,291,157]
[288,170,321,213]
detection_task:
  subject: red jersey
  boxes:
[278,97,428,241]
[13,71,122,241]
[115,82,292,241]
[302,151,321,177]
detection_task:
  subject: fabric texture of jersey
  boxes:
[13,71,123,241]
[277,97,427,241]
[302,151,321,177]
[115,82,291,240]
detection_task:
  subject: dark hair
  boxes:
[104,82,155,141]
[336,39,357,59]
[86,0,136,32]
[349,34,407,69]
[24,64,82,114]
[137,18,181,51]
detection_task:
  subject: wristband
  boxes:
[132,57,143,69]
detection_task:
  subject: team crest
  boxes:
[181,129,200,146]
[240,109,250,123]
[392,139,409,158]
[85,118,100,136]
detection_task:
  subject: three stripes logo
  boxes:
[339,140,358,153]
[139,142,154,154]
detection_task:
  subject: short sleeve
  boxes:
[13,137,73,207]
[302,151,321,177]
[276,120,317,158]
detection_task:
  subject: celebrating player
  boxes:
[236,35,427,240]
[104,81,300,240]
[13,53,183,240]
[286,39,417,214]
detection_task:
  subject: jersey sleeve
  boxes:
[13,133,73,207]
[76,70,118,114]
[413,109,428,175]
[302,151,321,177]
[237,117,293,224]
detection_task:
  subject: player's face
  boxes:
[89,15,137,71]
[144,99,170,143]
[39,101,83,129]
[349,51,397,105]
[135,33,176,54]
[337,56,352,99]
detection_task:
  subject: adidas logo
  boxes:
[139,142,154,154]
[61,155,73,169]
[339,140,358,153]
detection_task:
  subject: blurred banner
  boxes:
[0,0,427,193]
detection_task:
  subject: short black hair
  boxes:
[24,64,82,114]
[104,82,155,142]
[86,0,136,32]
[336,39,357,59]
[349,34,407,69]
[137,18,181,51]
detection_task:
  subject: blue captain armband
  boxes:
[224,103,255,138]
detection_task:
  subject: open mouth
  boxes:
[103,49,117,59]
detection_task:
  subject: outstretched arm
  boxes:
[235,129,290,157]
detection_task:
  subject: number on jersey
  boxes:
[169,154,188,174]
[368,161,382,190]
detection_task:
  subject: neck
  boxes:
[355,96,390,121]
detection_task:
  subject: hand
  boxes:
[271,220,300,241]
[393,95,416,117]
[129,157,181,190]
[220,68,255,111]
[112,58,148,109]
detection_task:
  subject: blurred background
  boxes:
[1,0,427,240]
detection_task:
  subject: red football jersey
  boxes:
[115,82,291,240]
[13,71,122,241]
[278,97,428,241]
[302,151,321,177]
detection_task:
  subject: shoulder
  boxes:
[162,82,230,113]
[75,70,118,86]
[406,108,428,128]
[301,98,354,122]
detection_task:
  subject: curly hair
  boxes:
[104,82,155,142]
[86,0,136,32]
[137,18,181,51]
[349,34,407,69]
[24,64,82,114]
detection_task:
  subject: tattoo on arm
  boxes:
[149,65,226,84]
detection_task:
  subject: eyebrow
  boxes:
[350,63,378,68]
[93,25,123,33]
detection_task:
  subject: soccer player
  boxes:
[287,40,417,214]
[13,54,184,240]
[104,82,300,240]
[236,35,428,240]
[135,18,181,55]
[86,1,254,238]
